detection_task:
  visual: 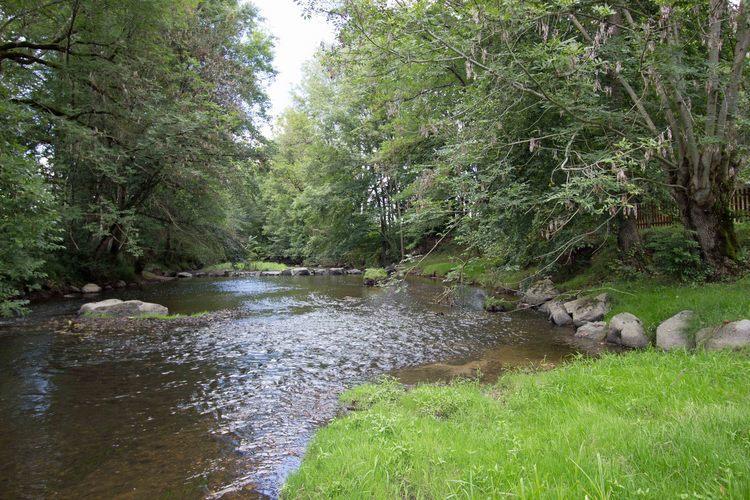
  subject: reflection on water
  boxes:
[0,276,606,498]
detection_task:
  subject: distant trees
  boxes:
[0,0,272,312]
[261,0,749,273]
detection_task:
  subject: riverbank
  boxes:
[283,349,750,498]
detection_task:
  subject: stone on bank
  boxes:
[607,312,648,348]
[697,320,750,351]
[574,321,608,341]
[564,293,609,327]
[656,310,695,351]
[81,283,102,294]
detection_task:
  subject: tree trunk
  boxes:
[673,176,738,276]
[616,212,644,268]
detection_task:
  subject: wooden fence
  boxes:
[635,186,750,228]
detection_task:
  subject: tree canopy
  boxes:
[1,0,749,314]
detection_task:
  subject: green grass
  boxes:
[604,275,750,337]
[408,253,535,290]
[203,261,288,272]
[284,350,750,499]
[244,261,287,271]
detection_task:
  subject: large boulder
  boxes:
[79,299,168,317]
[291,267,311,276]
[346,269,363,275]
[607,312,649,348]
[329,268,345,276]
[81,283,102,294]
[564,293,610,326]
[280,268,293,276]
[575,321,608,341]
[521,278,559,306]
[176,272,193,279]
[697,320,750,351]
[546,301,573,326]
[656,310,695,351]
[261,270,282,277]
[313,268,329,275]
[113,280,127,289]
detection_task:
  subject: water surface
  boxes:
[0,276,603,497]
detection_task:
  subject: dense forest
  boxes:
[2,0,750,315]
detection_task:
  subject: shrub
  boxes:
[643,226,707,281]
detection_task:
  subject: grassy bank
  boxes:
[604,276,750,336]
[409,224,750,337]
[202,261,287,272]
[284,350,750,498]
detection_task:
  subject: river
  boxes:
[0,275,605,498]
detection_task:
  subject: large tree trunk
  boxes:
[673,174,738,275]
[616,212,644,268]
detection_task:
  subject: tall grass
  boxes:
[284,350,750,499]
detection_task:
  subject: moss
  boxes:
[363,267,388,286]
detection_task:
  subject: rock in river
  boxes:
[177,272,193,279]
[291,267,311,276]
[81,283,102,294]
[575,321,608,341]
[564,293,609,327]
[656,310,695,351]
[546,301,572,326]
[78,299,169,317]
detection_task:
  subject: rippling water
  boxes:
[0,276,603,498]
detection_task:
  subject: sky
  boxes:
[250,0,336,132]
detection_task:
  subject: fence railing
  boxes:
[635,186,750,229]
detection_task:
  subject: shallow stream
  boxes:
[0,275,604,497]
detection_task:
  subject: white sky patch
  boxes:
[249,0,335,134]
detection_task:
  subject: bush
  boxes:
[643,226,707,281]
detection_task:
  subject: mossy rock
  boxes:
[483,296,515,313]
[363,268,388,286]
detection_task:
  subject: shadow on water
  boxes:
[0,276,610,498]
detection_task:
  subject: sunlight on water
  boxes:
[0,276,606,498]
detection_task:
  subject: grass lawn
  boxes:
[284,350,750,499]
[604,275,750,336]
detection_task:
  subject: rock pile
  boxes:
[521,278,750,352]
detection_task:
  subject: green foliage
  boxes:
[285,350,750,498]
[644,227,708,282]
[482,296,514,312]
[363,267,388,284]
[339,376,405,411]
[0,104,61,315]
[0,0,273,311]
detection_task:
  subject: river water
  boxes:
[0,275,604,498]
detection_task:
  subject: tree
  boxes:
[0,0,273,313]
